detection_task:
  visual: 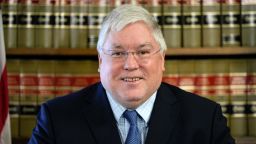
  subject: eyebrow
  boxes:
[110,44,124,50]
[138,43,153,49]
[110,42,153,50]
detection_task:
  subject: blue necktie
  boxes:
[123,110,141,144]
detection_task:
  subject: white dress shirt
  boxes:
[106,91,157,144]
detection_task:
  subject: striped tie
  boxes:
[123,110,141,144]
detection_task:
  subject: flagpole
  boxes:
[0,8,12,144]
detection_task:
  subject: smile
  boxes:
[122,77,142,82]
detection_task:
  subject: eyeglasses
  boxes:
[101,45,161,62]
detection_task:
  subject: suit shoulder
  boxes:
[45,82,101,109]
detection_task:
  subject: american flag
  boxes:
[0,9,12,144]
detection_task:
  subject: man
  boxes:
[29,5,235,144]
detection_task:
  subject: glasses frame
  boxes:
[100,47,162,62]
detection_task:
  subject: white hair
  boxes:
[97,4,167,52]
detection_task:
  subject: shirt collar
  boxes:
[106,91,157,123]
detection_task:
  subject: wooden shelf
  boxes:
[6,47,256,57]
[235,137,256,144]
[6,48,98,56]
[165,47,256,56]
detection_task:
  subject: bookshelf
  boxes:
[2,0,256,142]
[5,48,256,143]
[6,47,256,57]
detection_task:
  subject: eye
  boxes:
[137,49,151,56]
[111,51,126,57]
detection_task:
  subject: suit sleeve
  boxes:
[211,104,235,144]
[28,103,55,144]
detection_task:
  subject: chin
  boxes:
[121,89,145,97]
[123,98,145,109]
[123,92,147,104]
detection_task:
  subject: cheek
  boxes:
[100,59,121,77]
[147,58,165,73]
[100,62,111,75]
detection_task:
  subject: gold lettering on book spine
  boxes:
[247,60,256,136]
[221,0,241,47]
[2,0,18,48]
[162,0,182,48]
[19,60,38,138]
[229,59,247,137]
[17,0,36,48]
[241,1,256,47]
[183,0,202,48]
[7,60,20,138]
[34,0,54,48]
[202,0,221,47]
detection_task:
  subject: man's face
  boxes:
[99,22,165,109]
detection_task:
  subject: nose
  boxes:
[123,52,139,71]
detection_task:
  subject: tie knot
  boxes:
[123,110,137,126]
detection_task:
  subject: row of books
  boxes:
[7,59,100,138]
[1,0,256,49]
[162,59,256,138]
[6,58,256,138]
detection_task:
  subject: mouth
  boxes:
[121,77,143,82]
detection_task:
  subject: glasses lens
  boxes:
[102,48,160,61]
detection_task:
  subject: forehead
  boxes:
[105,22,157,49]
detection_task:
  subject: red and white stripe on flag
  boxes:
[0,9,12,144]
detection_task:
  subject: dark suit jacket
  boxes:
[29,82,235,144]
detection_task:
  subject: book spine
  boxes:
[221,0,241,47]
[182,0,202,48]
[54,60,72,96]
[132,0,144,5]
[19,60,38,138]
[212,59,231,125]
[162,0,182,48]
[87,60,100,85]
[162,60,179,87]
[79,0,89,48]
[202,0,221,47]
[7,59,20,138]
[143,0,162,25]
[111,0,122,8]
[70,60,91,91]
[229,59,248,137]
[194,60,214,100]
[177,60,195,93]
[17,0,37,48]
[88,0,107,49]
[70,0,86,49]
[119,0,144,5]
[107,0,116,12]
[34,0,54,48]
[70,60,99,91]
[70,0,80,48]
[241,0,256,47]
[143,0,152,11]
[53,0,71,48]
[247,59,256,136]
[37,60,55,105]
[71,74,90,91]
[1,0,18,49]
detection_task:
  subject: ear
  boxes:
[161,52,166,72]
[98,54,102,72]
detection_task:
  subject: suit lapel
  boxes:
[83,84,122,144]
[145,84,181,144]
